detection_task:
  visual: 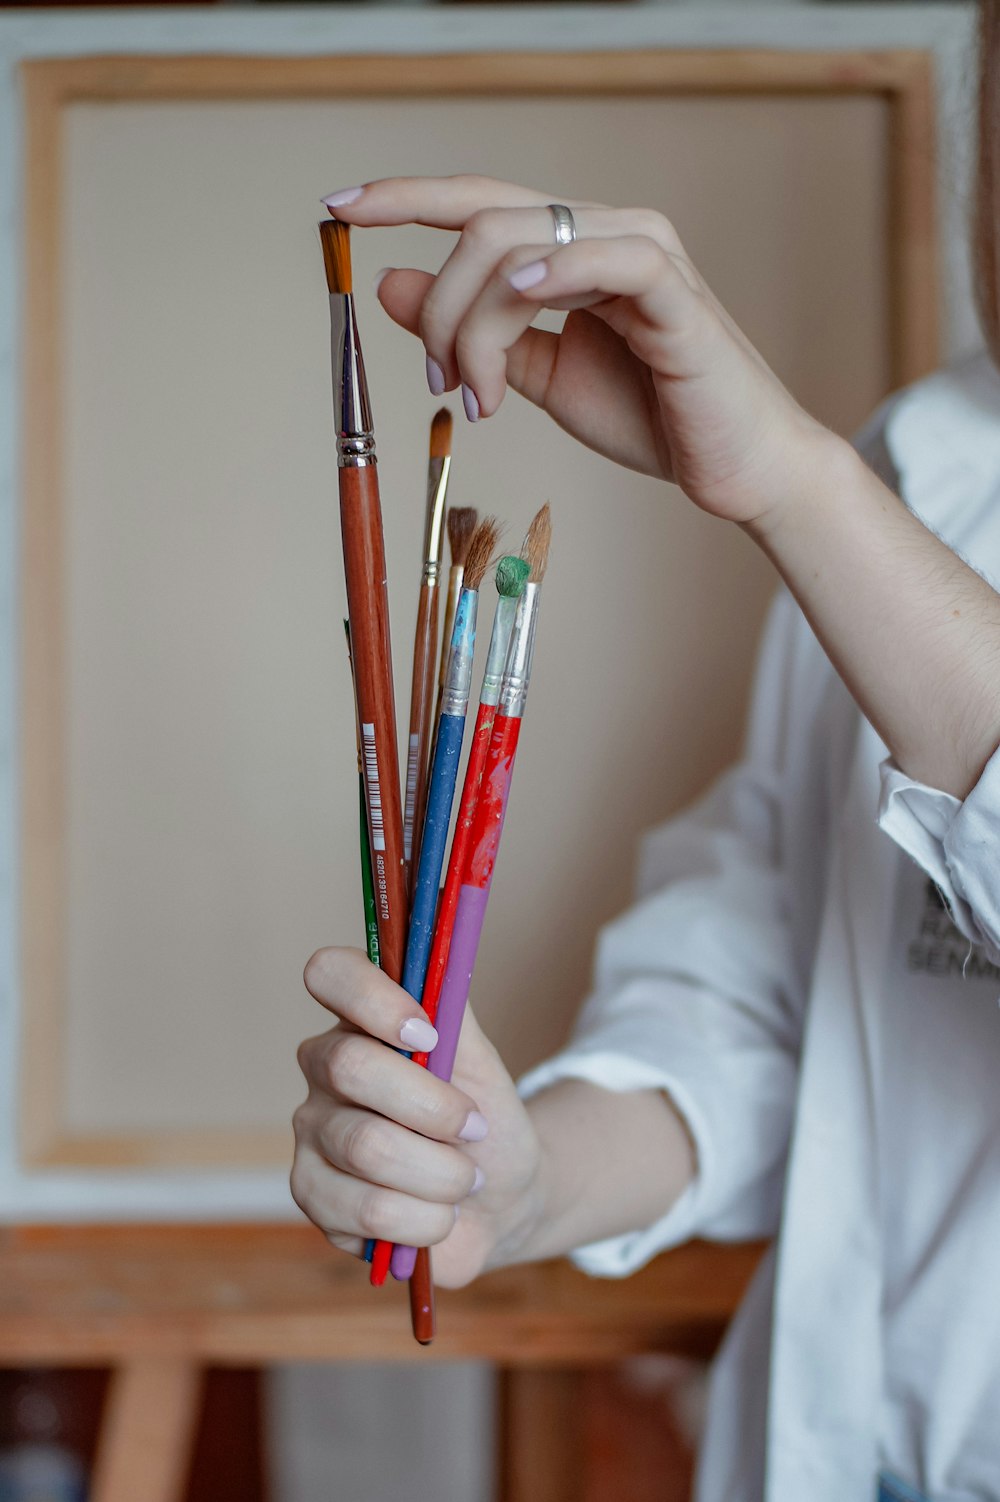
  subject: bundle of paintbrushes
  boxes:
[319,218,550,1341]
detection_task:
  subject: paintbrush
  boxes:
[435,507,477,728]
[390,547,528,1284]
[320,220,434,1341]
[401,517,498,1005]
[344,621,381,971]
[411,551,530,1065]
[370,510,496,1292]
[427,505,551,1087]
[387,519,499,1282]
[419,505,477,874]
[320,219,408,983]
[403,409,452,893]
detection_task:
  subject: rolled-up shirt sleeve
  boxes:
[520,591,816,1276]
[879,748,1000,966]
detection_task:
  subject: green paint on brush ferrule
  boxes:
[440,587,478,717]
[495,555,530,598]
[499,583,540,719]
[480,593,520,708]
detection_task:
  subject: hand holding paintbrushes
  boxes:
[319,216,551,1337]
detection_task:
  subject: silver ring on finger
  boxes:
[547,203,577,246]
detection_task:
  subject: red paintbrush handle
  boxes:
[410,700,496,1068]
[465,713,521,892]
[339,464,408,985]
[409,1249,435,1343]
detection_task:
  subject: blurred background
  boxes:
[0,1,975,1498]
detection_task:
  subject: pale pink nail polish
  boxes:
[462,384,480,423]
[321,187,364,210]
[374,266,394,294]
[459,1110,489,1142]
[470,1166,486,1195]
[400,1016,438,1052]
[509,260,548,292]
[426,355,446,396]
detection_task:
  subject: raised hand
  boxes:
[323,174,836,527]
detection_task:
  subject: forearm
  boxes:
[751,436,1000,800]
[487,1078,696,1268]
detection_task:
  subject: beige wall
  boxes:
[48,87,890,1158]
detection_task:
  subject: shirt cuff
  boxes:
[878,747,1000,964]
[517,1047,711,1279]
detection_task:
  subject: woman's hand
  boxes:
[292,947,544,1287]
[323,174,840,529]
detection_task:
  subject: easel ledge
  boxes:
[0,1222,761,1365]
[0,1225,762,1502]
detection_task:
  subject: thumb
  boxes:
[375,266,432,336]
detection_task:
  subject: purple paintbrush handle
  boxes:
[428,883,490,1083]
[391,1243,419,1279]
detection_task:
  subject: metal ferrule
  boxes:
[479,595,520,708]
[329,293,376,467]
[499,583,540,719]
[421,456,450,582]
[440,588,478,718]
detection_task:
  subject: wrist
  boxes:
[481,1121,552,1271]
[743,427,871,553]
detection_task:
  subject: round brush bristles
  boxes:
[462,517,501,592]
[429,408,453,460]
[319,220,352,295]
[446,507,478,568]
[495,555,531,598]
[522,503,552,583]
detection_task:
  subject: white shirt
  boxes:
[520,352,1000,1502]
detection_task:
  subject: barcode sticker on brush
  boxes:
[361,722,386,851]
[403,733,420,862]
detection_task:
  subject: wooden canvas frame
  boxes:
[17,47,938,1174]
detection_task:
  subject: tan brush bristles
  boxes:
[429,408,453,461]
[446,507,478,568]
[462,517,501,592]
[319,220,352,295]
[522,503,552,583]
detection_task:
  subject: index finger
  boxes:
[321,173,602,231]
[303,946,438,1055]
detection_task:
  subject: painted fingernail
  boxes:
[470,1166,486,1195]
[459,1110,489,1143]
[426,355,446,397]
[321,187,364,210]
[400,1016,438,1052]
[374,266,394,294]
[462,384,480,423]
[509,259,548,292]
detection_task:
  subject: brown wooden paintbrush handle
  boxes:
[339,464,408,983]
[405,580,440,893]
[410,1248,436,1344]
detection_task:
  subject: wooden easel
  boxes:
[0,1225,762,1501]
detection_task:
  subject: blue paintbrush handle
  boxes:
[402,711,467,1002]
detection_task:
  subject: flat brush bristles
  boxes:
[447,507,478,568]
[319,219,352,295]
[522,503,552,583]
[430,408,453,462]
[463,517,501,592]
